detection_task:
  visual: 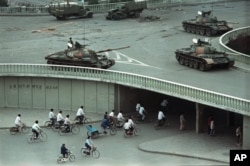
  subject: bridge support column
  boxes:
[195,103,205,133]
[243,115,250,148]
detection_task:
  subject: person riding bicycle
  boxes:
[57,110,64,126]
[14,114,23,132]
[84,136,94,154]
[64,114,71,132]
[61,144,68,160]
[101,116,111,134]
[32,120,41,139]
[117,111,125,127]
[76,106,85,124]
[108,109,116,126]
[49,108,56,126]
[157,110,165,126]
[126,116,135,134]
[123,119,131,134]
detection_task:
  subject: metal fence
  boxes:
[0,63,249,116]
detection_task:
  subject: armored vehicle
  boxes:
[182,11,232,36]
[45,40,129,69]
[175,39,235,71]
[48,0,93,20]
[106,0,147,20]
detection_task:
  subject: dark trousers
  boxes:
[32,129,39,138]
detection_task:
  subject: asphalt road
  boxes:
[1,1,250,100]
[0,121,225,166]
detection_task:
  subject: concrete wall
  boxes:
[243,115,250,148]
[0,77,115,113]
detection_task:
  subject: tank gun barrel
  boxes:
[96,46,130,53]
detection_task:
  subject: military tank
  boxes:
[182,11,233,36]
[175,39,235,71]
[45,40,129,69]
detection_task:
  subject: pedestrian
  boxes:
[160,99,168,112]
[210,117,215,136]
[236,126,242,146]
[139,106,147,121]
[179,113,186,130]
[207,115,212,134]
[136,101,141,112]
[157,110,165,126]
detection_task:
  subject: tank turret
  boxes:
[182,11,233,36]
[175,38,235,71]
[45,39,129,69]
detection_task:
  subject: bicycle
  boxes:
[74,116,92,125]
[86,124,117,138]
[43,119,56,129]
[124,126,141,138]
[27,130,47,143]
[81,147,100,159]
[58,124,80,136]
[9,123,29,135]
[154,119,169,130]
[57,150,75,164]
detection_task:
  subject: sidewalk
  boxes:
[0,108,241,164]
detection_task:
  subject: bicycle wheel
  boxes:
[134,127,141,136]
[110,127,117,135]
[84,118,92,124]
[22,126,29,133]
[92,149,100,159]
[69,154,75,162]
[71,126,80,134]
[52,123,60,132]
[9,127,18,135]
[40,131,47,141]
[44,121,52,129]
[27,134,35,143]
[58,128,66,136]
[57,156,63,164]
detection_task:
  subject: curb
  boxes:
[138,144,229,164]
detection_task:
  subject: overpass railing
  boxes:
[0,63,249,116]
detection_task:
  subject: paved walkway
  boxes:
[0,108,242,164]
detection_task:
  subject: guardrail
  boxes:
[219,26,250,64]
[0,63,249,116]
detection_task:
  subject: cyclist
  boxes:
[84,136,94,154]
[57,110,64,126]
[127,116,135,133]
[49,108,56,126]
[32,120,41,139]
[101,116,111,134]
[61,144,68,160]
[117,111,125,127]
[109,109,116,125]
[76,106,85,124]
[64,114,71,132]
[123,119,130,134]
[14,114,23,132]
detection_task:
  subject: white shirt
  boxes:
[136,103,141,111]
[158,111,165,120]
[76,107,84,116]
[109,111,114,117]
[128,119,134,127]
[49,111,55,119]
[15,116,22,125]
[139,107,145,115]
[32,123,40,131]
[57,113,64,121]
[117,113,124,120]
[123,122,130,130]
[64,117,70,125]
[85,138,93,146]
